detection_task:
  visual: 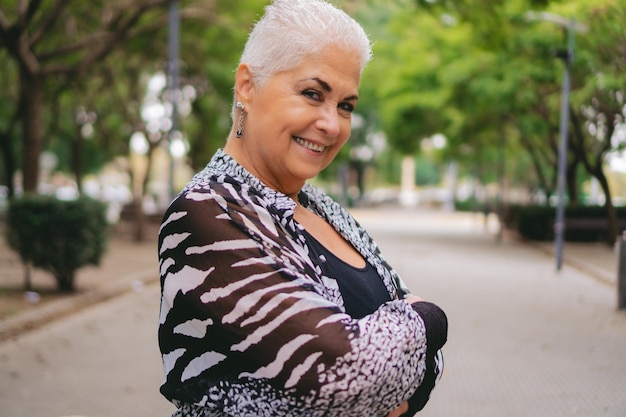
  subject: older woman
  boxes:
[157,1,447,416]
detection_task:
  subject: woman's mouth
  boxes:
[293,136,326,153]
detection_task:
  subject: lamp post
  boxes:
[167,0,180,202]
[525,11,587,271]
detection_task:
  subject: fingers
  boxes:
[386,401,409,417]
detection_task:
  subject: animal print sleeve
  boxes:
[158,189,433,417]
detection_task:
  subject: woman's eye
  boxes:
[303,90,322,101]
[339,102,355,113]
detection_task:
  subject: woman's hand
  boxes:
[404,294,424,304]
[386,401,408,417]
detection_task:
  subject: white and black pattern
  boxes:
[158,149,445,416]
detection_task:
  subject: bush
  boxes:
[516,205,553,241]
[5,195,109,292]
[504,204,626,242]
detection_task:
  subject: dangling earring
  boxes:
[236,102,245,138]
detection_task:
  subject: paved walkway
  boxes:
[355,209,626,417]
[0,209,624,417]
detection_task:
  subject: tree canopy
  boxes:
[0,0,624,240]
[342,0,624,241]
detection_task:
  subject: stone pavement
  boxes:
[355,209,626,417]
[0,209,624,417]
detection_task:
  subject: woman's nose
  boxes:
[316,104,342,137]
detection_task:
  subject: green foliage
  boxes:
[181,0,269,171]
[350,0,625,223]
[2,0,623,220]
[5,196,109,292]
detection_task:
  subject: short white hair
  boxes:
[232,0,373,117]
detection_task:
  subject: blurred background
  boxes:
[0,0,624,243]
[1,2,625,416]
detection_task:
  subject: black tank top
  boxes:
[302,230,391,319]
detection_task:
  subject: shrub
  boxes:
[505,204,626,242]
[5,195,109,292]
[516,205,553,241]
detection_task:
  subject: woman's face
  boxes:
[232,45,362,197]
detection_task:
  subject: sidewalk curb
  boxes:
[0,270,159,343]
[522,239,616,287]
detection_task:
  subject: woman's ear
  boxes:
[234,63,254,104]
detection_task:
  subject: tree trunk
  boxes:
[566,160,579,207]
[522,137,552,198]
[0,130,17,197]
[71,132,84,194]
[131,144,158,243]
[132,195,147,243]
[56,271,76,293]
[20,71,44,193]
[569,106,618,244]
[595,171,618,246]
[23,262,32,291]
[351,160,366,205]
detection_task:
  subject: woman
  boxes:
[157,1,447,416]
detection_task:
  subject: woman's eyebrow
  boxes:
[311,77,332,92]
[310,77,359,101]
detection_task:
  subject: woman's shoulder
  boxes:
[169,171,252,217]
[164,166,286,234]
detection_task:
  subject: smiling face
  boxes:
[225,45,362,198]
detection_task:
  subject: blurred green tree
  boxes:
[353,0,624,243]
[0,0,172,195]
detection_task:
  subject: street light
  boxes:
[525,11,588,271]
[167,0,180,202]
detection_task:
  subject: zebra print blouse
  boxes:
[158,149,445,417]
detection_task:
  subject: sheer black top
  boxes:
[302,229,392,319]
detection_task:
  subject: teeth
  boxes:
[294,136,325,152]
